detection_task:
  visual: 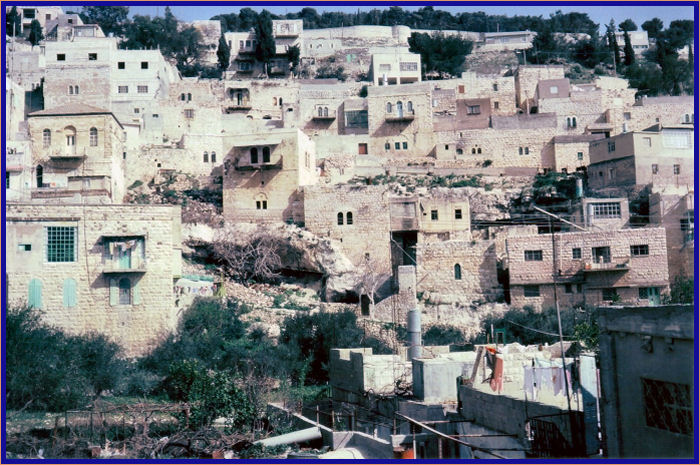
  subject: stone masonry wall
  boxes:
[6,203,182,357]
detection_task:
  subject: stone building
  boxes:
[649,189,694,281]
[598,305,694,458]
[588,124,694,190]
[625,95,695,132]
[4,5,64,35]
[550,134,601,173]
[27,103,126,203]
[369,49,421,86]
[5,203,182,357]
[614,30,650,56]
[514,65,566,111]
[223,128,317,224]
[506,227,669,310]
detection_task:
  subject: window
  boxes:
[608,168,616,179]
[402,142,408,150]
[386,102,392,113]
[395,142,401,150]
[564,284,572,294]
[567,116,577,128]
[494,101,499,109]
[454,264,462,280]
[250,147,258,164]
[346,212,353,225]
[262,147,271,163]
[458,85,465,93]
[572,248,582,259]
[337,212,344,225]
[89,127,98,146]
[591,202,621,219]
[630,244,649,256]
[345,110,368,128]
[592,246,611,264]
[5,172,9,189]
[601,288,618,301]
[118,278,131,305]
[88,53,97,60]
[431,210,438,221]
[680,213,694,243]
[379,63,391,71]
[638,287,649,300]
[28,279,43,309]
[456,148,463,155]
[577,152,584,161]
[256,200,267,210]
[549,86,558,94]
[211,152,216,163]
[358,143,368,155]
[523,285,540,297]
[400,62,418,71]
[385,142,391,151]
[141,61,148,69]
[493,83,498,91]
[118,86,128,94]
[642,378,692,435]
[623,112,631,120]
[524,250,543,261]
[184,109,194,119]
[576,283,583,293]
[238,61,252,71]
[137,85,148,93]
[607,141,615,152]
[43,129,51,147]
[652,164,658,174]
[63,278,77,308]
[406,101,413,113]
[69,85,74,95]
[455,209,462,220]
[57,53,65,61]
[203,152,209,163]
[467,105,481,115]
[673,164,680,175]
[46,226,77,262]
[118,61,125,69]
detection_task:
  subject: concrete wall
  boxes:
[598,305,694,458]
[5,203,182,357]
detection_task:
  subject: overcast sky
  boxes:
[127,2,695,34]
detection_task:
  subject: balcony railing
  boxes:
[49,149,86,159]
[386,109,415,122]
[102,262,147,274]
[583,257,630,272]
[312,109,337,120]
[234,155,283,171]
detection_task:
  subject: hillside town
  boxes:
[3,4,696,460]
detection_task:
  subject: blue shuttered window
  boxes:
[63,278,77,307]
[28,279,43,309]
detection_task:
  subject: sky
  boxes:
[126,2,696,34]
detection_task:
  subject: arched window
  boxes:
[454,264,462,280]
[262,147,270,163]
[28,279,43,309]
[346,212,353,225]
[36,165,43,187]
[337,212,344,225]
[69,85,74,95]
[187,93,192,101]
[75,85,79,94]
[323,107,328,117]
[472,148,476,154]
[203,151,209,163]
[273,97,278,105]
[279,97,283,106]
[318,107,324,117]
[64,126,76,148]
[42,129,51,147]
[211,151,216,163]
[386,102,392,113]
[566,117,571,128]
[180,93,185,101]
[477,147,482,154]
[456,148,463,155]
[385,142,391,150]
[118,277,131,305]
[250,147,258,164]
[572,117,577,128]
[396,101,403,116]
[89,127,98,146]
[407,101,413,113]
[63,278,77,308]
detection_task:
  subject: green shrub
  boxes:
[128,180,143,189]
[423,325,466,346]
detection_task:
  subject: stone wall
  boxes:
[6,203,182,357]
[649,191,694,281]
[514,65,566,110]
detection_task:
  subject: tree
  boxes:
[217,33,231,70]
[255,10,276,75]
[641,18,663,40]
[211,227,284,283]
[618,18,637,32]
[528,22,560,65]
[81,5,128,36]
[287,44,301,76]
[623,31,635,66]
[408,32,473,78]
[28,19,43,46]
[6,6,21,36]
[606,20,621,70]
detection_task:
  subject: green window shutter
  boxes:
[63,278,77,307]
[132,279,141,305]
[28,279,43,309]
[109,278,118,306]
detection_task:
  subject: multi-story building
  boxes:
[222,128,317,224]
[614,30,650,56]
[5,5,64,35]
[588,124,694,190]
[27,103,126,203]
[507,227,669,310]
[370,50,421,86]
[5,203,182,357]
[649,190,694,281]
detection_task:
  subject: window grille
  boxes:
[46,226,77,262]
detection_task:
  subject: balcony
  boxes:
[5,152,25,172]
[312,108,337,120]
[269,65,287,76]
[49,149,86,160]
[102,262,147,274]
[386,109,415,122]
[102,236,147,274]
[391,216,419,231]
[583,257,630,272]
[234,155,283,171]
[225,102,252,112]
